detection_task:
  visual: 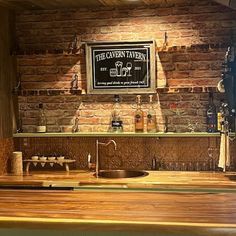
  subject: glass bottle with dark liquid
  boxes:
[206,93,217,133]
[135,95,144,132]
[37,103,47,133]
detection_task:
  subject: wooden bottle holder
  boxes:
[23,159,76,173]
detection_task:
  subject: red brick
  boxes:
[172,71,190,79]
[80,110,95,117]
[190,62,211,70]
[190,70,220,78]
[175,62,191,71]
[172,53,190,62]
[168,78,217,87]
[190,52,223,61]
[26,96,64,103]
[157,53,172,62]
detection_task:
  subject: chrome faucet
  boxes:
[95,139,117,178]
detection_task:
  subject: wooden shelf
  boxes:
[156,86,218,93]
[13,132,221,138]
[14,86,218,96]
[13,88,84,96]
[13,43,228,56]
[12,48,83,56]
[156,43,228,53]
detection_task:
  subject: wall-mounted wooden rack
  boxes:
[157,43,228,53]
[14,86,218,96]
[156,86,218,93]
[13,43,228,56]
[13,88,84,96]
[12,48,84,56]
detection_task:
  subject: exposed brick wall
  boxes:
[12,0,236,171]
[16,0,235,49]
[18,93,224,133]
[157,47,226,87]
[15,0,234,133]
[17,47,226,91]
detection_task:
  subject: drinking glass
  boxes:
[126,62,132,76]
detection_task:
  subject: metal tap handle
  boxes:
[88,153,95,171]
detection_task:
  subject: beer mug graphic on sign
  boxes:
[115,61,123,77]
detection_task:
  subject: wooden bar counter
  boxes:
[0,171,236,236]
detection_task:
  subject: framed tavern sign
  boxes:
[86,40,156,94]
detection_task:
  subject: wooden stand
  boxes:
[23,159,76,173]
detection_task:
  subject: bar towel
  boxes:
[218,133,225,169]
[226,134,230,167]
[218,133,230,170]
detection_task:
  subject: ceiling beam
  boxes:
[98,0,120,6]
[0,0,23,10]
[213,0,236,10]
[142,0,164,5]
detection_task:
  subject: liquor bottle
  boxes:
[162,31,169,50]
[217,103,224,132]
[206,93,217,133]
[135,95,144,132]
[72,109,80,133]
[36,103,47,133]
[147,95,157,133]
[110,95,123,132]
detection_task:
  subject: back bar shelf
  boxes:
[13,132,221,138]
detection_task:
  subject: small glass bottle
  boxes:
[72,109,80,133]
[110,95,123,133]
[206,93,217,133]
[147,95,157,133]
[134,95,144,132]
[36,103,47,133]
[217,103,224,132]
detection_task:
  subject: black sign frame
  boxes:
[86,40,156,94]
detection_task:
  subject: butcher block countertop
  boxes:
[1,171,236,235]
[0,170,236,190]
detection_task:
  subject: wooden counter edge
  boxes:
[0,216,236,228]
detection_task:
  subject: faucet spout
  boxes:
[95,139,117,178]
[105,140,117,150]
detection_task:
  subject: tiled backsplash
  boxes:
[14,136,236,172]
[0,138,13,174]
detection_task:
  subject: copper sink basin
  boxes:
[225,174,236,181]
[97,170,149,178]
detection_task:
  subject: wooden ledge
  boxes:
[157,43,229,52]
[13,132,221,138]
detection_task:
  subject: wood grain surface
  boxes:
[0,0,168,10]
[0,171,236,235]
[1,171,236,190]
[0,188,236,227]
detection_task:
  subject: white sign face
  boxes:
[86,41,156,94]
